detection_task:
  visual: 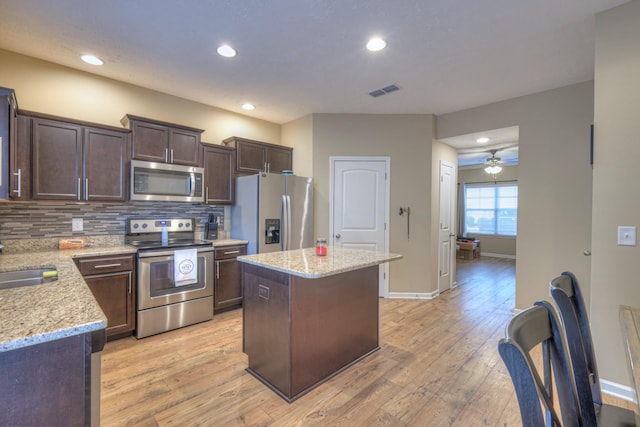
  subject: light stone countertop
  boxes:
[0,245,136,352]
[237,247,402,279]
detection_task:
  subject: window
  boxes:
[464,183,517,236]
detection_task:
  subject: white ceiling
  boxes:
[0,0,627,131]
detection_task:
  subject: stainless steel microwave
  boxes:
[130,160,204,202]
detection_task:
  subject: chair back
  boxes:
[550,272,602,418]
[499,301,581,427]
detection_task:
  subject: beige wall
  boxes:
[311,114,440,294]
[591,0,640,387]
[282,114,313,178]
[457,165,518,257]
[0,49,280,146]
[438,81,594,311]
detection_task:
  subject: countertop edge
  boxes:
[238,249,403,279]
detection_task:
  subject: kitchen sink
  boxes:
[0,268,58,290]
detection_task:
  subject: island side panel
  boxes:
[0,333,91,426]
[290,265,379,398]
[242,263,292,397]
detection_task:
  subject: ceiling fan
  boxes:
[484,149,503,177]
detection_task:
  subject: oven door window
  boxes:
[148,254,206,297]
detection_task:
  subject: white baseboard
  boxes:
[387,291,439,300]
[601,379,637,404]
[481,252,517,259]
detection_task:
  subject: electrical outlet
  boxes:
[72,218,83,232]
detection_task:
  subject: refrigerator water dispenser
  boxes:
[265,219,280,244]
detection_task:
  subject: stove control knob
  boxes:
[186,223,191,228]
[133,224,139,229]
[142,223,148,229]
[178,223,183,228]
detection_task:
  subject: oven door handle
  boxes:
[138,247,213,258]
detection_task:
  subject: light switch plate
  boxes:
[72,218,83,232]
[618,226,636,246]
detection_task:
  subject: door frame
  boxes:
[329,156,390,297]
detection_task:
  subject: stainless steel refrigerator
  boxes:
[230,173,313,254]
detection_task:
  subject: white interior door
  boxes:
[438,161,455,293]
[330,157,389,296]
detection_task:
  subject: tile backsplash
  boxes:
[0,201,225,241]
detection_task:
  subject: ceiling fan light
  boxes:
[485,165,502,174]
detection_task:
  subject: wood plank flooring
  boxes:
[99,257,627,426]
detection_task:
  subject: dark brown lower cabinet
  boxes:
[214,244,247,312]
[0,333,95,426]
[75,253,136,340]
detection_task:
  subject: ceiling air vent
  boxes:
[368,84,400,98]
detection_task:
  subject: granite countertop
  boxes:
[0,244,136,352]
[238,247,402,279]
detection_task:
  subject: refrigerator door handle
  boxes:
[281,194,288,251]
[286,195,292,251]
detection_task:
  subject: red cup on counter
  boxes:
[316,238,327,256]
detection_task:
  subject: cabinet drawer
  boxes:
[214,245,247,260]
[76,254,135,275]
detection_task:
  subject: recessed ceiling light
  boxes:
[81,54,103,66]
[242,103,255,111]
[217,45,237,58]
[366,38,387,52]
[476,137,490,143]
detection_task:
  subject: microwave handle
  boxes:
[189,172,196,197]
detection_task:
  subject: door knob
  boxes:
[583,250,592,256]
[335,233,341,239]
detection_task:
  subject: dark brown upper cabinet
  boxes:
[202,143,235,205]
[222,136,292,175]
[122,115,203,166]
[22,111,129,202]
[1,88,17,200]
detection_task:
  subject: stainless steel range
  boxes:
[126,218,213,339]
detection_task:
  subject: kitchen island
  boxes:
[238,246,402,402]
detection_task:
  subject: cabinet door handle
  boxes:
[170,149,174,164]
[94,263,122,269]
[165,148,169,163]
[223,250,240,255]
[84,178,89,200]
[215,260,220,279]
[206,187,209,203]
[12,169,21,197]
[267,163,270,173]
[77,178,81,201]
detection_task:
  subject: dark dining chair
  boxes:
[499,301,581,426]
[550,271,636,426]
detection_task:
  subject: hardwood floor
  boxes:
[98,257,626,426]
